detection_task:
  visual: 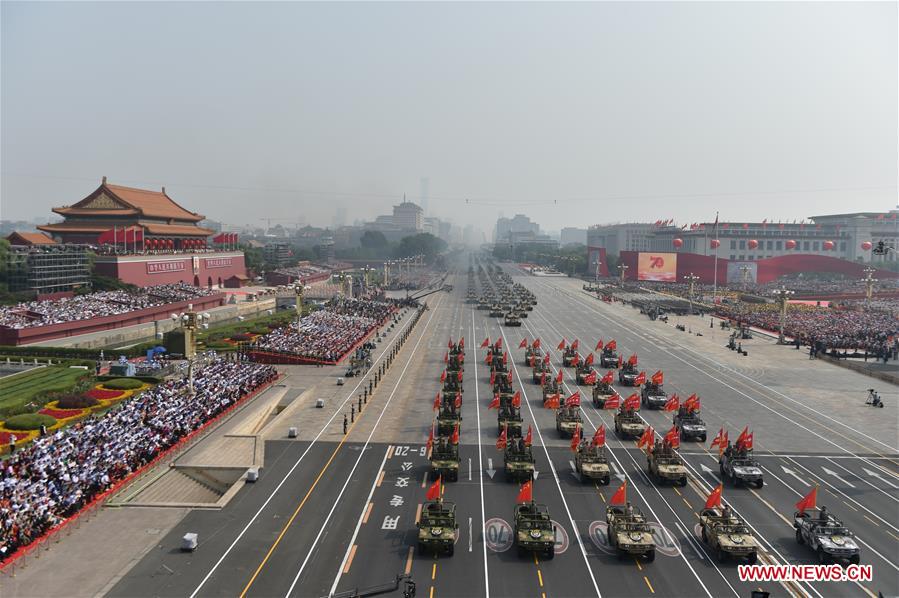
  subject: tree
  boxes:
[395,233,447,259]
[360,230,388,249]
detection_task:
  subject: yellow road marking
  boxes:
[634,557,642,571]
[362,502,374,524]
[343,545,357,573]
[682,497,693,509]
[387,445,394,459]
[749,488,794,526]
[415,503,423,524]
[863,515,880,527]
[673,487,682,496]
[376,470,385,487]
[405,547,414,574]
[431,563,437,580]
[537,569,544,587]
[644,576,655,593]
[429,587,434,598]
[888,530,899,542]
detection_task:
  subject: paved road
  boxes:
[108,261,898,598]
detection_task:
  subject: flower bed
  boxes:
[38,406,90,420]
[0,430,36,445]
[85,388,127,401]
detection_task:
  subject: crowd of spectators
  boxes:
[0,359,277,562]
[255,298,395,362]
[0,283,218,329]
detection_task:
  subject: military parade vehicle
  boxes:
[618,362,639,386]
[575,361,596,385]
[606,504,656,561]
[614,407,646,439]
[489,304,505,317]
[497,404,523,437]
[436,402,461,436]
[429,436,460,482]
[592,381,615,408]
[513,502,555,559]
[417,500,458,556]
[525,344,543,367]
[583,282,598,292]
[646,441,688,486]
[673,407,707,442]
[599,347,619,369]
[641,381,668,409]
[531,361,548,384]
[542,380,562,407]
[477,298,491,310]
[794,509,861,565]
[574,441,611,484]
[699,506,759,564]
[555,406,583,438]
[719,446,764,488]
[562,346,578,367]
[504,436,535,482]
[466,290,478,304]
[504,312,522,327]
[443,373,463,397]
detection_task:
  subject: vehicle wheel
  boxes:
[518,546,526,557]
[717,547,727,563]
[700,435,707,442]
[418,543,426,555]
[701,527,707,542]
[646,549,655,563]
[447,544,454,557]
[756,479,764,489]
[545,548,555,560]
[747,552,757,565]
[817,549,827,564]
[617,548,626,561]
[607,527,614,544]
[850,555,860,565]
[795,529,804,545]
[680,477,688,487]
[602,476,610,486]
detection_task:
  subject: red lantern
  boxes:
[823,240,834,250]
[673,238,683,248]
[710,239,720,249]
[785,239,797,250]
[862,241,873,251]
[167,239,174,249]
[748,239,759,250]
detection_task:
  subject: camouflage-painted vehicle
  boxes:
[575,363,596,385]
[606,505,656,561]
[525,345,543,367]
[541,378,561,400]
[599,349,619,369]
[646,442,688,486]
[436,403,461,436]
[531,361,548,383]
[614,409,645,439]
[477,298,491,310]
[562,347,578,367]
[504,313,522,327]
[640,383,668,410]
[443,376,463,396]
[673,408,707,442]
[794,510,860,565]
[699,507,759,564]
[430,437,460,482]
[497,404,523,437]
[555,406,583,438]
[513,502,555,559]
[592,382,615,408]
[504,437,535,482]
[417,501,458,556]
[618,363,639,386]
[719,447,764,488]
[574,441,611,484]
[489,304,504,317]
[515,304,530,317]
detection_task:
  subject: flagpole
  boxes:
[712,211,719,304]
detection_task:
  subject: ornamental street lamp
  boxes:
[617,264,629,284]
[771,286,794,345]
[170,305,210,392]
[683,272,700,315]
[863,266,878,305]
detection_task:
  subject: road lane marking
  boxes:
[415,503,422,524]
[376,471,385,487]
[470,314,491,598]
[362,502,374,524]
[863,514,880,527]
[644,576,655,594]
[634,558,642,571]
[537,569,544,587]
[387,445,394,459]
[431,562,437,580]
[343,545,357,574]
[405,547,414,574]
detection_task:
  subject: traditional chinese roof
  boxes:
[5,231,57,246]
[52,178,204,223]
[143,223,214,236]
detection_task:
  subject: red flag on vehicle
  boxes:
[529,356,535,367]
[584,353,594,366]
[705,483,723,510]
[481,337,490,348]
[426,425,434,458]
[511,391,521,409]
[717,430,729,455]
[557,339,567,350]
[426,476,442,501]
[664,425,680,449]
[627,354,638,366]
[519,338,528,349]
[637,425,654,449]
[606,339,617,351]
[617,355,623,368]
[710,427,725,448]
[685,395,701,412]
[545,394,561,409]
[524,425,532,447]
[595,339,604,351]
[532,338,541,349]
[540,372,547,387]
[489,372,496,385]
[609,480,627,506]
[572,353,580,366]
[604,393,620,410]
[495,338,503,349]
[737,432,753,452]
[502,352,508,365]
[663,395,680,412]
[651,370,663,385]
[506,371,513,383]
[584,371,597,385]
[571,339,579,351]
[433,393,441,411]
[444,352,448,364]
[448,339,453,349]
[555,370,563,384]
[496,426,508,450]
[623,393,640,411]
[485,353,493,365]
[455,395,462,409]
[459,337,464,348]
[451,424,460,444]
[440,370,447,382]
[795,486,818,514]
[565,391,581,407]
[592,424,606,448]
[516,479,533,504]
[571,425,581,452]
[457,371,463,382]
[488,395,500,410]
[601,371,614,385]
[633,371,646,386]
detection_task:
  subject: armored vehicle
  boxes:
[618,363,639,386]
[504,313,522,327]
[430,437,460,482]
[443,375,463,396]
[646,441,688,486]
[562,346,578,367]
[606,505,656,561]
[489,304,504,317]
[531,361,548,384]
[574,441,611,484]
[614,408,646,439]
[515,304,529,317]
[575,362,596,385]
[699,506,759,563]
[504,437,535,482]
[417,501,458,556]
[641,383,668,410]
[592,382,615,408]
[477,298,491,310]
[436,403,461,436]
[719,447,764,488]
[794,510,860,565]
[513,502,555,559]
[555,406,583,438]
[673,408,707,442]
[599,349,619,369]
[497,404,523,437]
[525,345,543,367]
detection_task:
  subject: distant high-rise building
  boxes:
[494,214,539,242]
[393,198,424,231]
[560,227,587,246]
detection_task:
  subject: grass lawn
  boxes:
[0,366,93,413]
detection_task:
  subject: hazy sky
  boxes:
[2,1,896,235]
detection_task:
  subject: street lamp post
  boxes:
[170,304,210,392]
[772,286,794,345]
[683,272,699,315]
[617,264,629,284]
[739,265,752,291]
[863,266,877,306]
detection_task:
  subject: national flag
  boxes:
[516,479,533,504]
[495,338,503,349]
[524,426,533,446]
[558,339,567,350]
[572,353,580,366]
[481,337,490,348]
[426,425,434,458]
[502,352,508,365]
[601,371,614,385]
[540,372,547,387]
[454,395,462,409]
[685,394,701,412]
[451,424,460,444]
[565,391,581,407]
[627,354,638,366]
[519,338,528,349]
[664,425,680,449]
[488,395,500,410]
[663,395,680,412]
[511,391,521,409]
[440,370,447,382]
[571,339,579,351]
[496,425,508,450]
[595,339,604,351]
[570,425,581,452]
[555,370,563,385]
[584,371,597,385]
[606,340,617,351]
[528,356,535,367]
[532,338,541,349]
[444,352,448,363]
[592,425,606,448]
[584,353,594,366]
[433,393,441,411]
[795,486,818,514]
[426,476,442,501]
[623,393,640,411]
[459,337,465,347]
[604,393,620,410]
[633,371,646,386]
[609,480,627,506]
[448,339,454,349]
[737,431,753,451]
[637,425,654,449]
[704,484,723,510]
[735,426,750,450]
[710,427,725,449]
[651,370,663,385]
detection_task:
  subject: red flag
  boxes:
[735,426,750,449]
[633,371,646,386]
[496,426,508,450]
[543,354,550,365]
[485,353,493,365]
[627,354,638,366]
[459,337,464,347]
[606,340,617,351]
[565,391,581,407]
[572,353,580,366]
[490,372,496,385]
[571,339,579,351]
[795,486,818,514]
[454,395,462,409]
[705,484,723,510]
[557,339,567,350]
[426,425,434,457]
[502,351,508,365]
[457,371,463,382]
[623,393,640,411]
[583,371,597,385]
[511,391,521,409]
[710,427,725,448]
[488,395,500,410]
[584,353,594,366]
[481,337,490,348]
[604,393,620,410]
[495,338,503,349]
[617,355,623,368]
[685,394,700,412]
[555,370,563,384]
[601,371,614,385]
[637,425,654,449]
[516,479,533,504]
[519,338,528,349]
[717,430,729,455]
[524,425,532,447]
[444,352,448,364]
[545,394,560,409]
[663,395,680,412]
[440,370,447,382]
[592,424,606,448]
[570,425,581,452]
[663,425,680,449]
[426,476,442,501]
[451,424,460,444]
[540,372,547,387]
[737,432,753,452]
[532,338,541,349]
[609,480,627,506]
[595,339,604,351]
[506,371,513,383]
[651,370,663,385]
[433,393,441,411]
[529,356,535,367]
[448,339,453,349]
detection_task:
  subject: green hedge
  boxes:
[4,413,57,430]
[96,374,162,384]
[57,394,100,409]
[102,378,145,390]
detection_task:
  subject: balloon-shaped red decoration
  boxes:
[748,239,759,250]
[785,239,797,250]
[673,238,683,248]
[823,240,834,250]
[710,239,720,249]
[862,241,873,251]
